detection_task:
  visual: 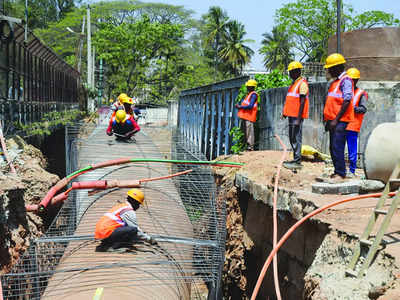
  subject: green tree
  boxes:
[347,10,400,30]
[275,0,400,62]
[219,20,254,76]
[259,26,294,72]
[202,6,229,75]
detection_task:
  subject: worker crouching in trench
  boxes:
[106,109,140,142]
[94,188,156,253]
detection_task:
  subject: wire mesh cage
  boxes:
[1,113,225,299]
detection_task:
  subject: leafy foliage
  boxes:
[201,6,254,77]
[235,71,291,103]
[259,26,294,72]
[219,20,254,76]
[229,126,246,154]
[274,0,400,62]
[14,110,85,137]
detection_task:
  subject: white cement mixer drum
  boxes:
[363,122,400,182]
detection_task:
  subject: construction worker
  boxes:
[111,93,127,112]
[106,109,140,141]
[346,68,368,178]
[95,188,156,252]
[323,53,354,181]
[282,61,309,169]
[235,79,259,151]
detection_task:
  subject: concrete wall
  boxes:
[259,81,400,163]
[168,100,178,127]
[328,27,400,81]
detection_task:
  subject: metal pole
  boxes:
[24,0,28,42]
[98,58,103,107]
[336,0,341,53]
[92,46,95,92]
[78,15,85,74]
[87,5,91,88]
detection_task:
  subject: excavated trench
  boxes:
[215,170,398,300]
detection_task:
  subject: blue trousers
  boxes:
[346,130,358,174]
[328,121,348,177]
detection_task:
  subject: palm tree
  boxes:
[259,26,294,71]
[218,20,254,76]
[203,6,229,75]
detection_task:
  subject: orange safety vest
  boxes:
[94,203,132,240]
[283,77,309,119]
[324,73,354,122]
[346,88,368,132]
[237,91,258,123]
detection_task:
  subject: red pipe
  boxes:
[30,170,193,212]
[39,177,70,211]
[72,181,108,190]
[250,192,397,300]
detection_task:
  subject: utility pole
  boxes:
[78,16,85,74]
[92,46,95,89]
[336,0,342,53]
[87,5,91,88]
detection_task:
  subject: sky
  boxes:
[136,0,399,70]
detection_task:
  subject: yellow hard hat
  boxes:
[347,67,360,79]
[122,97,133,105]
[117,93,128,101]
[287,61,303,71]
[115,110,126,123]
[245,79,257,87]
[127,188,144,205]
[324,53,346,69]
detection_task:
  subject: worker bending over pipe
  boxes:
[94,188,156,252]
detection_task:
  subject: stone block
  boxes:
[312,180,361,195]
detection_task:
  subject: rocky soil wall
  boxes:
[0,136,59,273]
[214,161,400,300]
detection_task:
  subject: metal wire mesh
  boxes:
[1,109,225,299]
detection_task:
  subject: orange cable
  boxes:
[139,169,193,183]
[272,134,288,300]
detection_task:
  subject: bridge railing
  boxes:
[178,76,249,160]
[179,78,399,164]
[0,22,80,130]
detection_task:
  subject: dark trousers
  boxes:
[288,117,303,163]
[346,130,358,174]
[328,121,348,177]
[100,226,138,249]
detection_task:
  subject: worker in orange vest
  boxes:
[94,188,156,252]
[235,79,259,151]
[323,53,354,181]
[346,68,368,178]
[282,61,309,169]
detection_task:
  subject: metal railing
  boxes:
[178,76,249,160]
[0,21,80,131]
